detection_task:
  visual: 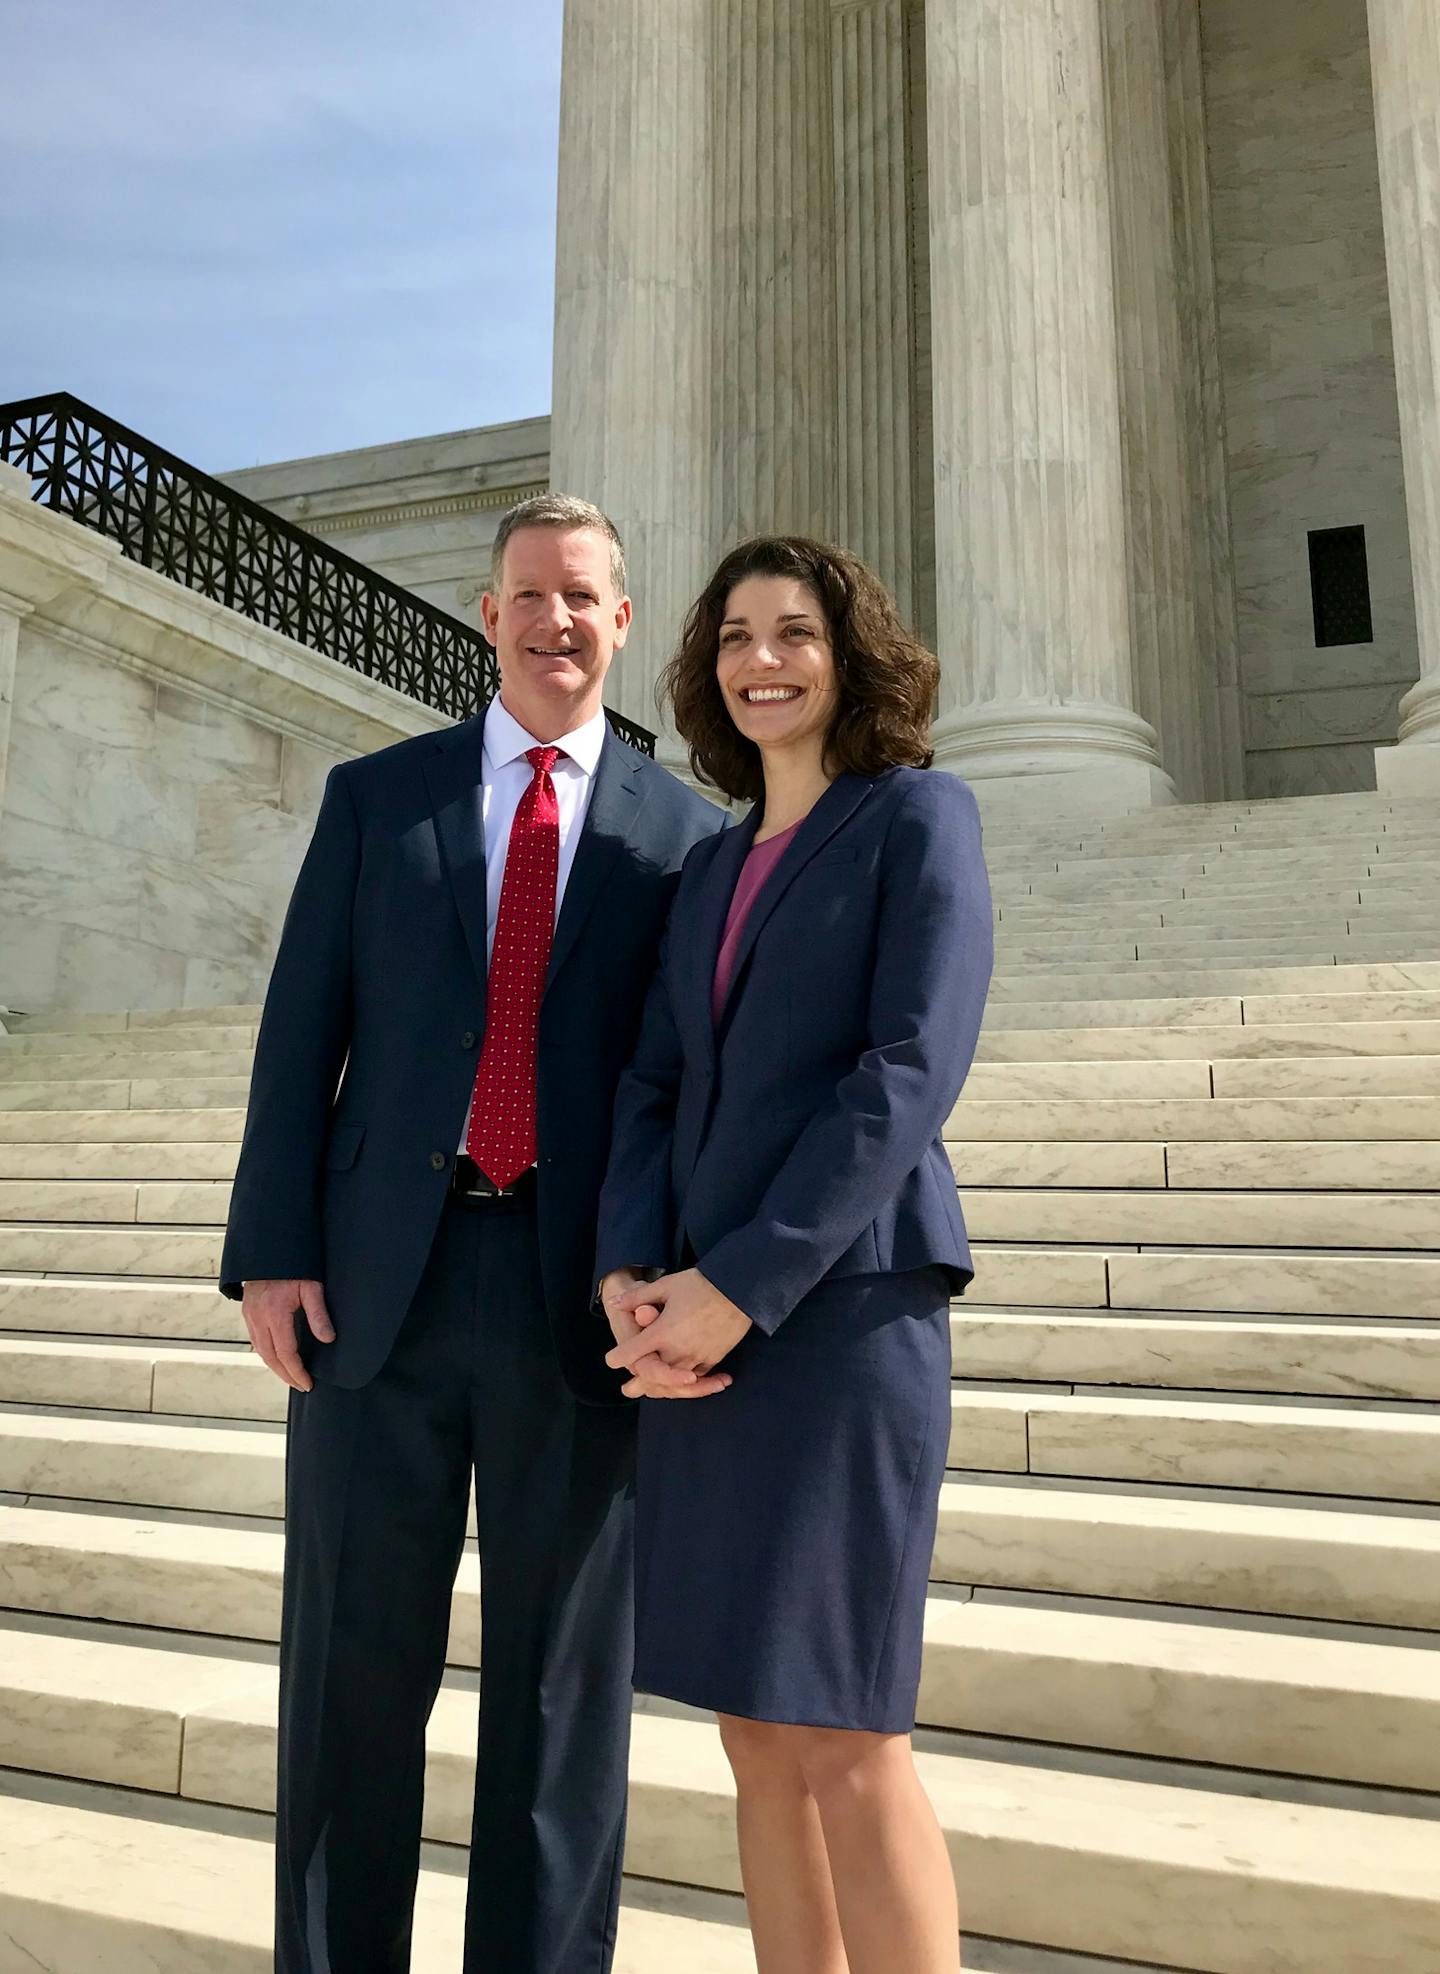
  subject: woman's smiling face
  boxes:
[715,574,839,757]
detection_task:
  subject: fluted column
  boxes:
[708,0,839,550]
[831,0,918,624]
[1368,0,1440,792]
[925,0,1174,810]
[1162,0,1246,802]
[549,0,713,743]
[1103,0,1241,804]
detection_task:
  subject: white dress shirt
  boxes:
[458,694,608,1154]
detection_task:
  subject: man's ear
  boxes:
[480,590,501,642]
[611,594,633,649]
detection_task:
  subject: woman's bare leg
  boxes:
[797,1726,960,1974]
[716,1713,848,1974]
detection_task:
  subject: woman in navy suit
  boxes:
[597,536,992,1973]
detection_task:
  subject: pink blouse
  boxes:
[711,819,804,1025]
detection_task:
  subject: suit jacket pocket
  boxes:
[324,1121,366,1171]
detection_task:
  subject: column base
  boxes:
[1374,742,1440,797]
[930,700,1178,817]
[1374,675,1440,796]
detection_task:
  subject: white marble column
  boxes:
[1368,0,1440,793]
[1161,0,1246,803]
[708,0,839,549]
[1102,0,1242,806]
[549,0,714,743]
[925,0,1174,811]
[831,0,918,625]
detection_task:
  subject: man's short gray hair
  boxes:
[488,493,628,600]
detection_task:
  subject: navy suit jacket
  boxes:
[219,714,725,1400]
[595,765,994,1335]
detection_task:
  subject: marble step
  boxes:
[0,1048,257,1082]
[977,1021,1440,1061]
[992,919,1440,954]
[9,1003,263,1034]
[994,893,1440,927]
[1009,860,1440,891]
[4,1578,1435,1813]
[215,1702,1440,1972]
[0,1504,478,1660]
[5,1359,1439,1505]
[0,1024,258,1058]
[0,1106,246,1142]
[0,1223,222,1276]
[950,1389,1440,1503]
[995,943,1440,972]
[0,1142,238,1181]
[933,1478,1440,1629]
[9,1436,1440,1639]
[0,1409,286,1517]
[980,989,1440,1030]
[988,917,1440,951]
[952,1308,1440,1401]
[0,1781,751,1974]
[1163,1141,1440,1190]
[0,1340,266,1416]
[0,1275,239,1341]
[948,1095,1440,1141]
[0,1077,253,1113]
[963,1063,1215,1100]
[983,994,1245,1030]
[2,1130,1435,1196]
[1243,989,1440,1023]
[987,962,1440,1002]
[958,1139,1440,1191]
[959,1187,1440,1250]
[23,1056,1420,1109]
[1212,1054,1440,1098]
[1103,1250,1440,1321]
[0,1180,230,1224]
[2,1305,1434,1429]
[18,1011,1438,1080]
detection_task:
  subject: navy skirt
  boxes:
[632,1267,952,1733]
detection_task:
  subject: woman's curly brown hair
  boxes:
[658,536,939,804]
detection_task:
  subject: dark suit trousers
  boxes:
[275,1196,637,1973]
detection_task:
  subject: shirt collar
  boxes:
[482,693,608,777]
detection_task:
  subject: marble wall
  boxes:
[0,473,447,1016]
[221,418,550,643]
[1201,0,1421,797]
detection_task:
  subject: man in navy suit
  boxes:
[219,494,725,1973]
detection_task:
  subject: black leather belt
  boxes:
[448,1154,538,1205]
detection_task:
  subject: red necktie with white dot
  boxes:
[465,745,564,1188]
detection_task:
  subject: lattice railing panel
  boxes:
[0,392,651,752]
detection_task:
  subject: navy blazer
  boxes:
[595,766,994,1335]
[219,715,725,1400]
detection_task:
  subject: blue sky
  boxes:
[0,0,564,472]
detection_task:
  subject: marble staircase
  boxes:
[0,790,1438,1970]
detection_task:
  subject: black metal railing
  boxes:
[0,392,657,754]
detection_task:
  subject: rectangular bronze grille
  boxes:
[1308,524,1374,648]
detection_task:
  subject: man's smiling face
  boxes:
[481,525,631,735]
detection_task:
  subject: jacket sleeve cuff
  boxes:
[694,1231,816,1338]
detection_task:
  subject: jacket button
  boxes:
[429,1151,447,1172]
[461,1030,477,1049]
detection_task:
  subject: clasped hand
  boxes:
[599,1266,752,1400]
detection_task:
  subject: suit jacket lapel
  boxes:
[421,715,491,1008]
[715,772,876,1039]
[544,729,646,995]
